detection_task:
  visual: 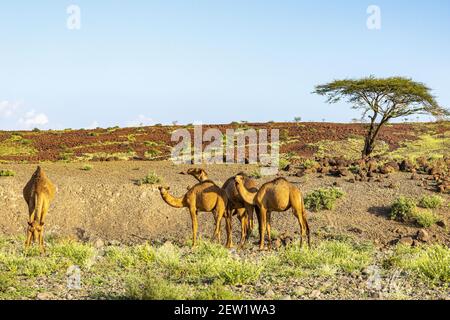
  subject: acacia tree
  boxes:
[314,76,448,158]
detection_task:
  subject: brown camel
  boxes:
[186,168,257,247]
[23,166,56,253]
[234,176,310,250]
[158,181,229,247]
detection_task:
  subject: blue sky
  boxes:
[0,0,449,130]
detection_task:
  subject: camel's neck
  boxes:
[160,191,185,208]
[236,182,256,205]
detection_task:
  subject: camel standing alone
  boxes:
[23,166,56,253]
[234,176,310,250]
[158,181,229,247]
[186,168,257,247]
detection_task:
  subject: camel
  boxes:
[186,168,257,247]
[23,166,56,253]
[158,181,229,247]
[234,176,310,250]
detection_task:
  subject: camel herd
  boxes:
[20,166,310,253]
[159,168,311,250]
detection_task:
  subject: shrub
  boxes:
[248,169,262,179]
[411,208,439,228]
[301,159,318,170]
[0,170,15,177]
[280,240,374,275]
[138,171,161,185]
[278,158,290,171]
[418,195,444,209]
[304,187,345,211]
[386,244,450,284]
[80,165,93,171]
[390,197,416,221]
[126,274,191,300]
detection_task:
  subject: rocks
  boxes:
[309,290,321,299]
[94,238,105,248]
[36,292,55,300]
[400,159,414,172]
[265,289,275,298]
[367,160,378,173]
[397,237,414,246]
[416,229,430,242]
[437,220,447,229]
[293,286,307,296]
[273,238,282,250]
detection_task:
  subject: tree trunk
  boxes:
[362,117,389,158]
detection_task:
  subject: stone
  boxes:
[310,290,321,299]
[437,220,447,228]
[94,238,104,248]
[265,289,275,297]
[397,237,414,246]
[36,292,55,300]
[416,229,430,242]
[294,286,306,296]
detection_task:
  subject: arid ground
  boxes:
[0,122,449,300]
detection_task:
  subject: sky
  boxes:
[0,0,449,130]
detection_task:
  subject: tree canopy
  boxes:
[314,76,448,157]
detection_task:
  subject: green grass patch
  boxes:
[272,240,374,277]
[391,132,450,160]
[308,137,389,160]
[0,135,36,156]
[0,169,15,177]
[390,196,416,221]
[410,208,440,228]
[418,195,444,209]
[386,244,450,284]
[304,187,345,212]
[137,171,161,185]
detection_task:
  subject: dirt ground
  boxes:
[0,161,448,248]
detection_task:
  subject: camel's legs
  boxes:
[245,204,254,240]
[293,204,308,248]
[38,201,49,254]
[266,211,272,250]
[189,207,199,247]
[213,211,222,243]
[214,203,226,244]
[25,225,33,249]
[225,210,233,248]
[258,207,267,250]
[236,208,247,247]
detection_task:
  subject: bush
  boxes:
[387,244,450,284]
[138,172,161,185]
[390,197,416,221]
[304,187,345,211]
[0,170,15,177]
[418,195,444,209]
[411,208,439,228]
[280,240,374,275]
[80,165,93,171]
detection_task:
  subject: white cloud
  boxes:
[0,100,22,117]
[18,110,49,128]
[125,114,154,127]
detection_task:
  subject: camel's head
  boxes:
[186,168,208,181]
[234,175,245,187]
[158,186,170,195]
